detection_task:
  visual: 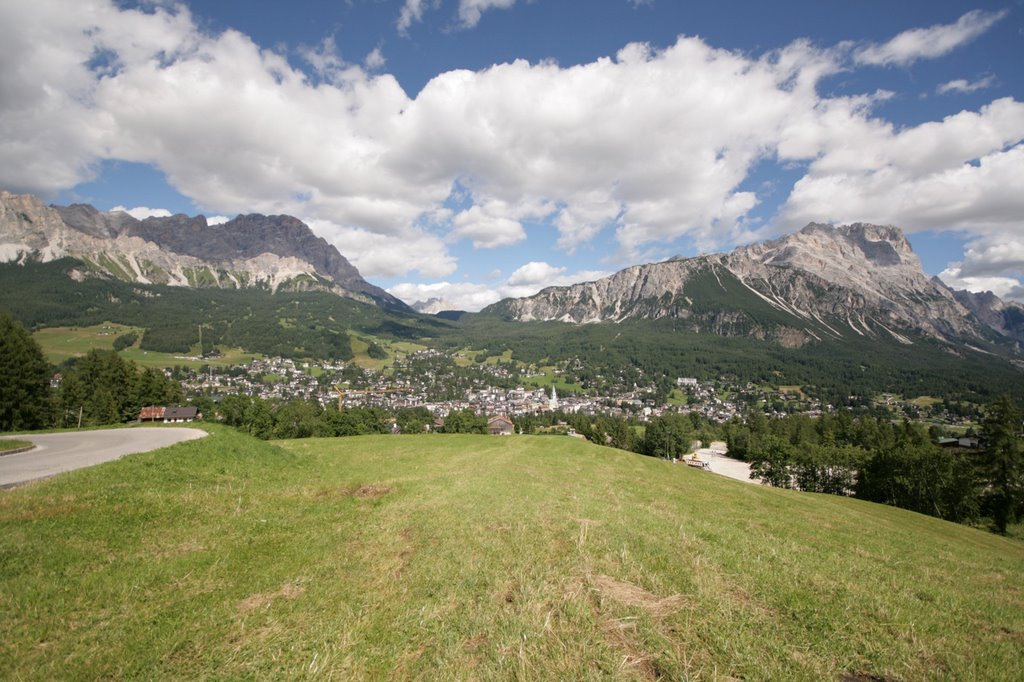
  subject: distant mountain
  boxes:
[951,287,1024,346]
[0,191,412,313]
[483,222,1020,351]
[410,297,451,315]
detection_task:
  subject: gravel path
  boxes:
[706,454,760,485]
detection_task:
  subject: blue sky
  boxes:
[1,0,1022,309]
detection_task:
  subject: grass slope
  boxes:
[32,322,259,368]
[1,429,1021,680]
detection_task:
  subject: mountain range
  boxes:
[0,191,411,312]
[3,190,1022,357]
[483,222,1024,352]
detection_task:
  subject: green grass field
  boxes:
[32,322,142,363]
[523,367,584,394]
[348,334,429,370]
[119,346,258,369]
[32,322,258,368]
[1,428,1021,679]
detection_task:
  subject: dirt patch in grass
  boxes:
[238,581,306,614]
[463,633,488,651]
[496,579,520,605]
[154,540,206,560]
[838,673,898,682]
[585,574,692,679]
[600,616,658,680]
[299,483,393,500]
[1,497,87,522]
[348,483,392,499]
[591,574,688,617]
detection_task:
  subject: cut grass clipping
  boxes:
[1,426,1022,679]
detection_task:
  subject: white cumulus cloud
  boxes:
[0,1,1021,285]
[389,260,611,311]
[388,281,502,312]
[780,100,1024,234]
[111,205,172,220]
[364,46,386,71]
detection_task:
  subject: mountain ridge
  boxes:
[483,222,1022,352]
[0,191,412,313]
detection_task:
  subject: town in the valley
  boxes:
[165,348,976,429]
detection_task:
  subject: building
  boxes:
[138,406,200,423]
[138,406,165,422]
[487,415,515,436]
[163,407,199,422]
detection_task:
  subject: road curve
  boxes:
[0,427,207,487]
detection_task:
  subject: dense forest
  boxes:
[449,315,1024,404]
[0,259,449,361]
[720,403,1023,534]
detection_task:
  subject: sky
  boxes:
[1,0,1022,310]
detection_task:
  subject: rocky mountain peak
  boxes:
[56,203,140,239]
[0,191,411,313]
[484,221,1015,351]
[756,222,917,269]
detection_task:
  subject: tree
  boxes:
[366,341,388,360]
[642,414,692,459]
[442,409,486,434]
[395,407,432,435]
[749,436,795,488]
[112,332,138,351]
[272,399,323,439]
[0,312,52,431]
[217,394,253,427]
[136,367,184,407]
[56,349,173,426]
[856,442,979,522]
[979,395,1023,534]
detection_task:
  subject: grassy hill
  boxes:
[1,428,1021,679]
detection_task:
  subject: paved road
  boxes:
[0,427,207,487]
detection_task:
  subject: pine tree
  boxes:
[979,395,1023,534]
[0,312,52,431]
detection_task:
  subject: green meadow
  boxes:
[1,428,1021,680]
[32,322,258,368]
[31,322,142,364]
